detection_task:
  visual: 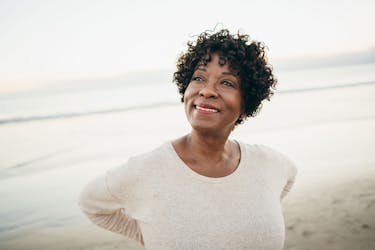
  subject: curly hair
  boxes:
[173,29,277,125]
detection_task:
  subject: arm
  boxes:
[280,157,298,200]
[78,165,144,245]
[280,176,296,200]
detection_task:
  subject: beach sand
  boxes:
[284,170,375,250]
[0,83,374,249]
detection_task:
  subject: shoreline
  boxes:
[1,80,374,126]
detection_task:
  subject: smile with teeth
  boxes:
[195,105,219,113]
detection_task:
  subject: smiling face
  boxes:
[184,53,243,134]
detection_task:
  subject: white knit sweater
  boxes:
[79,141,297,250]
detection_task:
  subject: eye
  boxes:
[191,76,204,82]
[221,80,235,88]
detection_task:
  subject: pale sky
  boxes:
[0,0,374,93]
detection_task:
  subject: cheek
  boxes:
[235,92,244,110]
[183,84,195,101]
[225,92,242,109]
[238,96,244,111]
[230,96,243,117]
[183,86,192,108]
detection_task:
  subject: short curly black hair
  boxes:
[173,29,277,125]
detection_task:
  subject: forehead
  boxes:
[196,53,238,71]
[194,55,240,79]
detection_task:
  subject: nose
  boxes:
[198,82,218,98]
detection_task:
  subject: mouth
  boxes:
[194,104,220,113]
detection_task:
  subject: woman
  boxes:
[79,29,297,250]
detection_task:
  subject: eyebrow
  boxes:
[196,67,206,72]
[222,72,238,77]
[196,67,238,77]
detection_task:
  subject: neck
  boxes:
[185,129,232,161]
[172,129,240,177]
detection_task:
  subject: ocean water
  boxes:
[1,63,374,125]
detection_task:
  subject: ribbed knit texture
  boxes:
[79,141,297,250]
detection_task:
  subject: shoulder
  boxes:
[126,141,172,171]
[108,141,172,179]
[238,141,284,161]
[116,141,170,169]
[105,142,171,193]
[238,141,298,179]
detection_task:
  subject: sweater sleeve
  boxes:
[280,155,298,200]
[78,162,144,245]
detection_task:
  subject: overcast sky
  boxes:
[0,0,374,92]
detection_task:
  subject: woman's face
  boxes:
[184,53,243,133]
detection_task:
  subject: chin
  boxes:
[189,121,233,135]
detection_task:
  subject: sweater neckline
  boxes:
[166,140,246,183]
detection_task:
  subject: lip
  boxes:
[193,103,220,114]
